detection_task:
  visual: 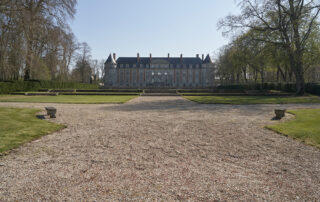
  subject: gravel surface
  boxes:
[0,96,320,201]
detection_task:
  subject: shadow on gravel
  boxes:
[100,98,279,116]
[101,99,199,112]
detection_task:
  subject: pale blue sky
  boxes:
[70,0,240,61]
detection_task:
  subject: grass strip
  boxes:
[184,95,320,104]
[0,107,65,153]
[0,95,138,104]
[266,109,320,149]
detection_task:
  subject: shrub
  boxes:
[0,80,99,94]
[216,83,319,95]
[305,83,320,95]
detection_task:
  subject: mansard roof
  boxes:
[106,54,116,64]
[203,54,213,63]
[116,57,203,65]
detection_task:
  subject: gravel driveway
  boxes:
[0,96,319,201]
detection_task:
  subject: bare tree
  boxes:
[0,0,78,81]
[19,0,77,80]
[58,31,78,81]
[73,42,92,83]
[99,59,105,81]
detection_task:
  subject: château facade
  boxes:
[104,53,215,88]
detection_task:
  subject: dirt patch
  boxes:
[0,97,319,201]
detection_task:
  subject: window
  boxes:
[126,64,129,68]
[120,64,124,68]
[133,64,136,68]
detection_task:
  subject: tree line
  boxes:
[0,0,104,83]
[217,0,320,95]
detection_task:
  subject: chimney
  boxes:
[149,53,152,62]
[168,53,170,60]
[180,54,183,63]
[196,54,199,58]
[137,53,140,63]
[113,53,116,60]
[202,54,204,61]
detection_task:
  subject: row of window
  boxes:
[114,83,209,87]
[118,64,201,68]
[116,71,202,83]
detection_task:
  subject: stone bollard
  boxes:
[45,107,57,118]
[275,109,286,119]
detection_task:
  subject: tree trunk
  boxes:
[289,52,305,95]
[277,65,286,82]
[236,73,240,84]
[242,67,247,84]
[294,65,305,95]
[24,39,33,81]
[254,69,258,83]
[260,69,264,84]
[289,69,293,82]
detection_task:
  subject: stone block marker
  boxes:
[275,109,286,119]
[45,107,57,118]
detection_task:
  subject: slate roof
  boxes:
[106,54,116,64]
[203,54,213,63]
[115,57,205,65]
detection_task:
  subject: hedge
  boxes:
[2,80,319,96]
[0,80,99,94]
[217,83,320,95]
[305,83,320,96]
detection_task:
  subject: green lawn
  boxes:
[184,95,320,104]
[266,109,320,149]
[0,95,138,104]
[0,107,65,153]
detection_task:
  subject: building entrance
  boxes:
[151,71,169,87]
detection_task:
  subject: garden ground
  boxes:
[0,96,319,200]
